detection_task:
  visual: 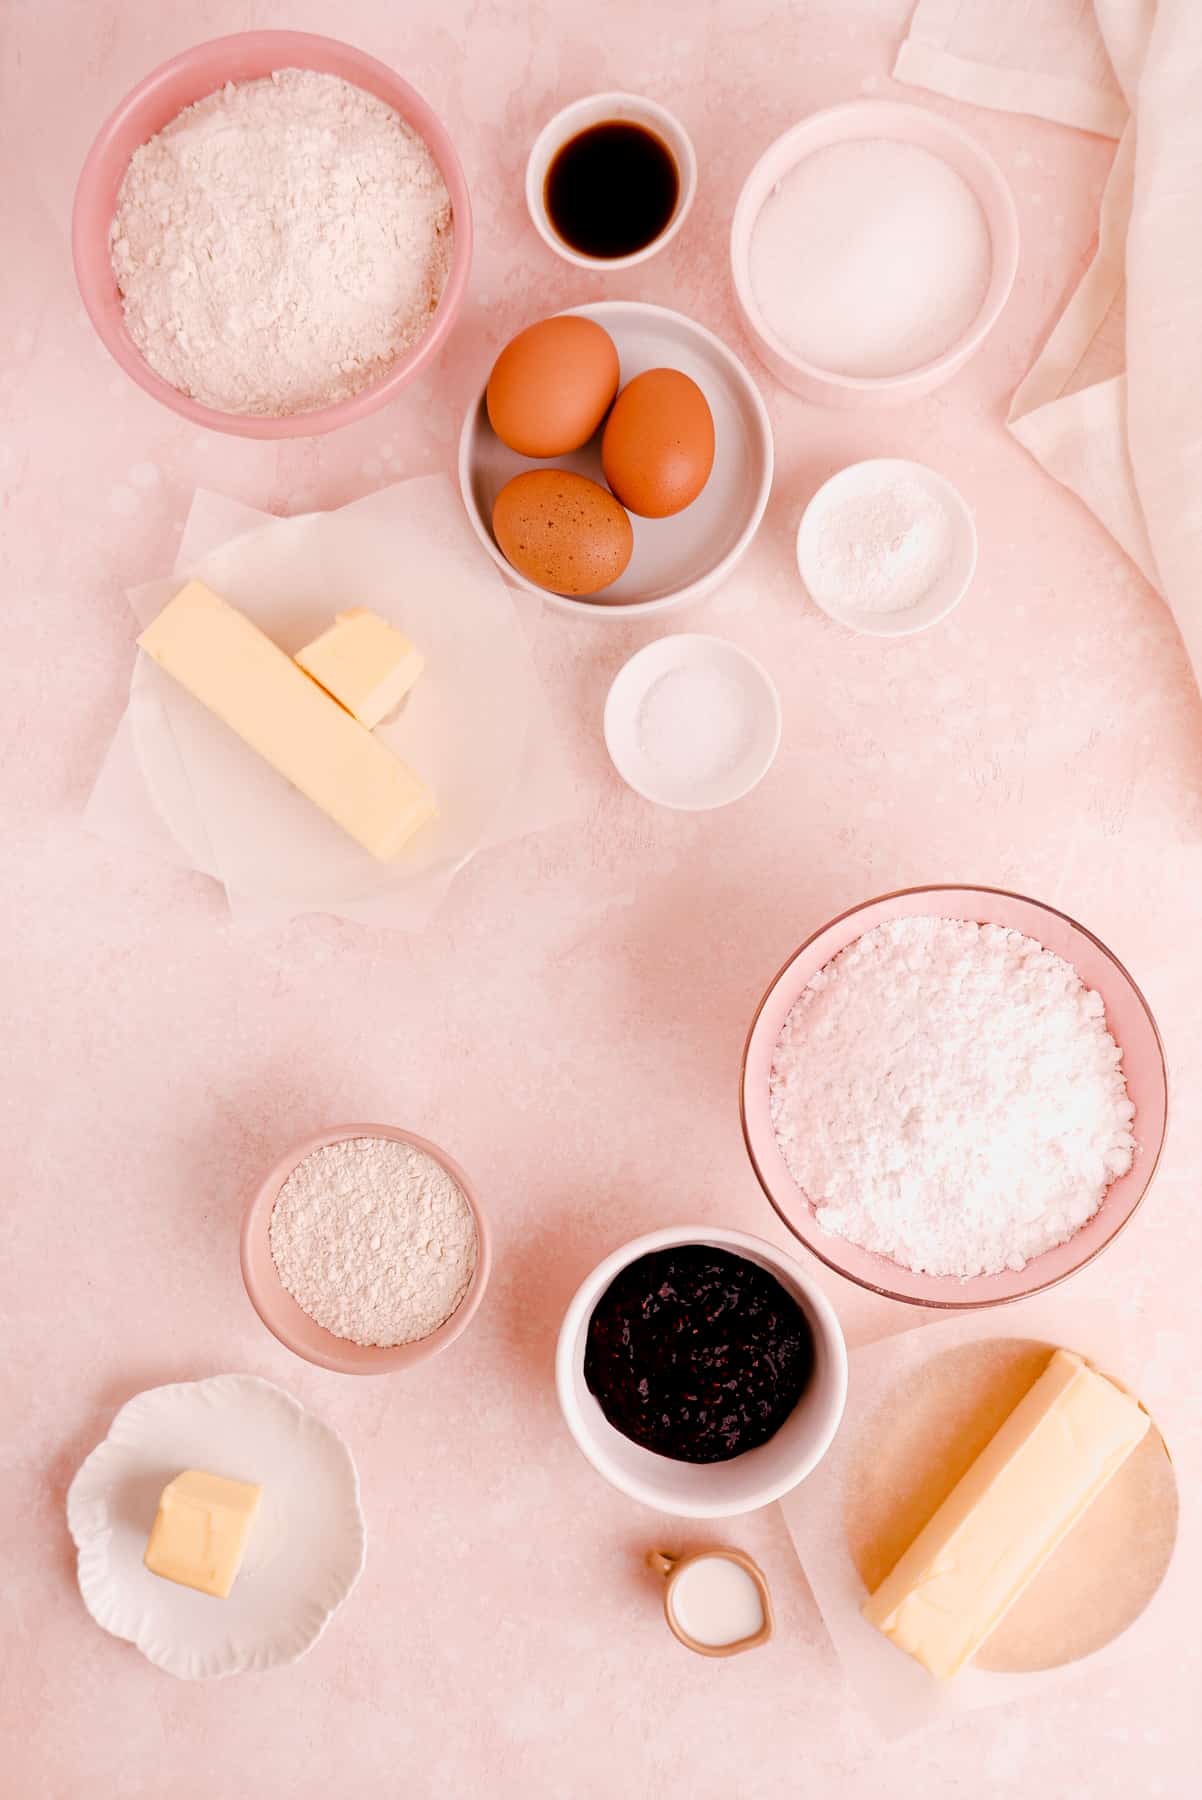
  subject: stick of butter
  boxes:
[862,1348,1150,1680]
[137,582,436,862]
[295,607,425,729]
[144,1469,263,1599]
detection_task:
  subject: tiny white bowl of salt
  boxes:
[604,634,782,811]
[796,457,977,638]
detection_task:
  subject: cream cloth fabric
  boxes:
[895,0,1202,680]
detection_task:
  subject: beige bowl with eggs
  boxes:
[458,300,773,618]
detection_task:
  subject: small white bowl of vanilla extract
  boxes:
[525,91,697,271]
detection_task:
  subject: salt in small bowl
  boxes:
[603,633,781,811]
[796,457,977,638]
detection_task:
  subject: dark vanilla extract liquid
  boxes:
[544,121,679,259]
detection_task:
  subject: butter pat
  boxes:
[138,582,436,861]
[295,607,425,729]
[862,1348,1150,1679]
[144,1469,263,1599]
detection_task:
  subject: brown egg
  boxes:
[492,470,634,597]
[601,368,715,518]
[486,316,620,458]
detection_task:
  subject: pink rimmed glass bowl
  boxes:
[72,31,473,439]
[740,886,1167,1308]
[241,1123,491,1374]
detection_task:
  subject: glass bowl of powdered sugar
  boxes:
[241,1124,490,1373]
[73,32,472,438]
[740,886,1167,1309]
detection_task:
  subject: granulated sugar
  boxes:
[110,70,452,416]
[769,917,1136,1279]
[637,665,753,786]
[270,1136,477,1346]
[808,473,952,614]
[749,139,991,377]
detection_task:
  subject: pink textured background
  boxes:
[3,1,1201,1794]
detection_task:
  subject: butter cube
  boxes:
[295,607,425,729]
[862,1349,1150,1679]
[138,582,436,861]
[144,1469,262,1599]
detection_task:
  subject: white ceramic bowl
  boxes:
[796,458,978,637]
[730,100,1019,407]
[525,91,697,270]
[556,1225,848,1517]
[458,300,774,619]
[603,633,781,810]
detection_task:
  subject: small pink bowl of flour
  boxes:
[241,1124,491,1374]
[730,101,1018,407]
[73,32,473,438]
[740,887,1167,1308]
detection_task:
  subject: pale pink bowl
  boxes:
[741,886,1167,1307]
[73,31,473,439]
[729,101,1019,407]
[241,1123,491,1374]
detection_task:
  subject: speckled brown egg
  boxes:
[601,368,715,518]
[492,470,634,597]
[486,316,620,458]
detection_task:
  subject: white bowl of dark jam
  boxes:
[556,1225,848,1517]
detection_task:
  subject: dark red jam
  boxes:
[583,1244,814,1463]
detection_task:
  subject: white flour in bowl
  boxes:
[769,916,1136,1279]
[110,69,453,416]
[270,1136,477,1346]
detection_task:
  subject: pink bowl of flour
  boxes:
[730,102,1018,407]
[741,886,1167,1308]
[73,32,473,438]
[241,1123,491,1374]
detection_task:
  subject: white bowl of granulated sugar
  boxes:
[796,458,977,637]
[241,1123,491,1374]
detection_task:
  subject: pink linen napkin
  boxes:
[896,0,1202,690]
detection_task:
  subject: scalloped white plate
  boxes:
[66,1375,366,1680]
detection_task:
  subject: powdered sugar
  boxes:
[769,917,1136,1279]
[110,70,452,416]
[269,1136,477,1346]
[807,473,952,614]
[749,138,991,377]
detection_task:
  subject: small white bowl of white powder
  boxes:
[796,458,977,636]
[241,1124,489,1374]
[604,634,782,811]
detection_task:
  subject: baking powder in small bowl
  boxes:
[797,458,977,637]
